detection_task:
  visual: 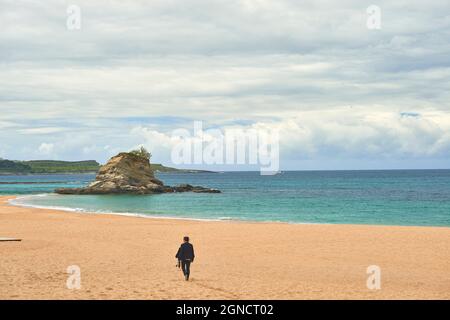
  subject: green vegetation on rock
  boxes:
[128,146,152,160]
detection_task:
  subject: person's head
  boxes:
[183,236,189,243]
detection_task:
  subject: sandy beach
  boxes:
[0,195,449,300]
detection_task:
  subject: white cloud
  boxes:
[38,143,54,155]
[126,107,450,165]
[18,127,66,134]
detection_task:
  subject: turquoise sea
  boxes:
[2,170,450,227]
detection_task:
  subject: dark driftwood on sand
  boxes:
[0,237,22,242]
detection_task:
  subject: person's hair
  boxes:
[183,236,189,242]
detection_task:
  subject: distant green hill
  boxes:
[23,160,100,174]
[0,159,211,174]
[150,163,212,173]
[0,160,32,174]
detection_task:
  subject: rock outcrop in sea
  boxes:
[55,152,220,195]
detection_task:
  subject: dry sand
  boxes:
[0,196,449,299]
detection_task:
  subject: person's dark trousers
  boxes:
[181,260,191,280]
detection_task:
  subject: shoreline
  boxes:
[8,194,450,228]
[1,195,449,299]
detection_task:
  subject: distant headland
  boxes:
[0,157,212,175]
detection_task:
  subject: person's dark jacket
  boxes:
[176,242,195,262]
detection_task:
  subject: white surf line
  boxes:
[6,195,330,226]
[7,195,235,223]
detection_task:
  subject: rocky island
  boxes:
[55,148,220,195]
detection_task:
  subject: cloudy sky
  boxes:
[1,0,449,170]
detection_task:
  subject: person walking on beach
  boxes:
[176,236,195,281]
